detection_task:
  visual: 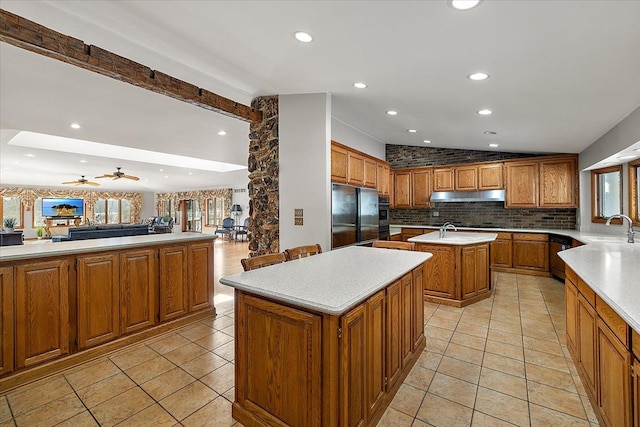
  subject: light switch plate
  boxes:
[294,217,303,226]
[294,209,303,217]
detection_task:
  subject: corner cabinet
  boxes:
[0,267,14,376]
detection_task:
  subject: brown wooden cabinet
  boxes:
[341,303,367,427]
[505,160,539,208]
[348,152,365,187]
[385,279,402,390]
[394,171,412,208]
[377,163,390,196]
[597,317,632,427]
[418,245,456,299]
[159,246,188,322]
[461,244,489,299]
[433,168,454,192]
[539,156,578,208]
[364,157,377,189]
[331,143,349,184]
[412,168,432,208]
[490,232,513,268]
[411,265,425,351]
[578,294,598,396]
[400,273,413,367]
[512,233,549,272]
[15,259,69,368]
[565,278,579,357]
[365,291,385,420]
[77,253,120,349]
[478,163,504,190]
[188,242,214,312]
[633,357,639,427]
[120,249,157,334]
[0,267,13,376]
[455,165,478,191]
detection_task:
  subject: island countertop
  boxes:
[220,246,432,315]
[408,231,498,245]
[0,232,216,262]
[559,243,640,332]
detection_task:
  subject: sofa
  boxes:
[52,224,150,242]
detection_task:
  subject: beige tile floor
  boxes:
[1,252,600,426]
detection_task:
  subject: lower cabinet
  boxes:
[159,246,188,322]
[77,254,120,349]
[120,249,157,334]
[14,260,69,368]
[365,291,386,419]
[461,244,489,298]
[419,245,456,299]
[0,267,13,376]
[188,242,214,312]
[341,303,367,427]
[490,233,513,268]
[512,233,549,272]
[386,280,402,389]
[578,294,597,396]
[633,357,639,427]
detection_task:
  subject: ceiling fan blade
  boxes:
[87,182,100,187]
[95,174,114,179]
[61,181,77,185]
[123,175,140,181]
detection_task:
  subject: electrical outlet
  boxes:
[432,211,440,217]
[294,217,303,226]
[294,209,303,217]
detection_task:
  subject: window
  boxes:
[591,165,622,223]
[158,199,177,222]
[94,198,131,224]
[206,197,224,226]
[630,159,640,225]
[1,196,22,228]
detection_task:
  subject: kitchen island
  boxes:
[0,233,215,391]
[409,231,497,307]
[220,246,432,427]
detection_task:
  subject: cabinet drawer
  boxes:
[495,232,512,240]
[513,233,548,241]
[633,329,640,360]
[596,295,629,347]
[577,279,595,307]
[566,266,577,285]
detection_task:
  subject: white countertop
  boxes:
[220,246,432,315]
[559,244,640,332]
[0,233,216,262]
[408,231,497,245]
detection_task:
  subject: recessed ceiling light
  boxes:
[423,140,431,144]
[164,175,169,179]
[617,155,637,160]
[468,72,489,81]
[159,169,164,172]
[386,110,398,116]
[294,31,313,43]
[188,172,193,175]
[79,159,88,163]
[217,130,227,136]
[484,131,497,135]
[478,109,493,115]
[450,0,481,10]
[70,123,81,129]
[488,143,499,148]
[407,129,418,133]
[353,82,367,89]
[25,153,36,157]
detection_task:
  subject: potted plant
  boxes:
[3,217,17,233]
[36,226,44,239]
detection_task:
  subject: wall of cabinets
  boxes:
[331,141,390,196]
[566,266,637,427]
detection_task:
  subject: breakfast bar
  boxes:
[220,246,432,427]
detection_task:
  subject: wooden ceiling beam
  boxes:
[0,9,262,123]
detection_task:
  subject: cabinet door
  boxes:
[331,143,348,183]
[633,358,639,427]
[394,171,412,208]
[490,238,513,268]
[505,161,539,208]
[0,266,14,376]
[539,157,577,208]
[120,249,157,334]
[386,280,402,389]
[417,245,457,299]
[513,238,549,271]
[475,244,489,293]
[159,246,188,321]
[478,163,504,190]
[377,163,390,196]
[365,291,385,419]
[412,265,425,350]
[597,318,632,427]
[565,280,579,358]
[364,157,377,189]
[401,273,412,367]
[15,259,69,368]
[77,254,120,349]
[412,168,432,208]
[341,303,367,427]
[455,166,478,191]
[578,295,597,396]
[189,242,214,312]
[348,152,365,186]
[461,246,478,299]
[433,168,454,191]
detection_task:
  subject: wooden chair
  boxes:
[241,252,287,271]
[284,244,323,261]
[372,240,414,251]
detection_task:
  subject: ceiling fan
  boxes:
[95,167,140,181]
[62,175,100,187]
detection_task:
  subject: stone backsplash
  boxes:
[391,202,577,230]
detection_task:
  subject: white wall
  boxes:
[577,106,640,234]
[279,93,332,252]
[331,117,386,160]
[141,191,155,218]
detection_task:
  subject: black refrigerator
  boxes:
[332,183,379,249]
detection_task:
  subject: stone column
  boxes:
[248,96,279,256]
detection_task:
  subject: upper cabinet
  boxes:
[377,163,390,197]
[331,141,390,196]
[505,160,539,208]
[393,171,412,208]
[412,168,432,208]
[434,163,504,192]
[364,158,377,189]
[331,143,348,184]
[433,168,454,192]
[454,165,478,191]
[347,151,365,186]
[478,163,504,190]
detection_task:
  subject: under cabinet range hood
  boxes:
[430,189,505,203]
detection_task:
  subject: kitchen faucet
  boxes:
[605,214,635,243]
[439,222,458,238]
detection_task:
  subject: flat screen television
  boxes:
[42,198,84,217]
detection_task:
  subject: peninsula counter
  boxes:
[220,246,432,427]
